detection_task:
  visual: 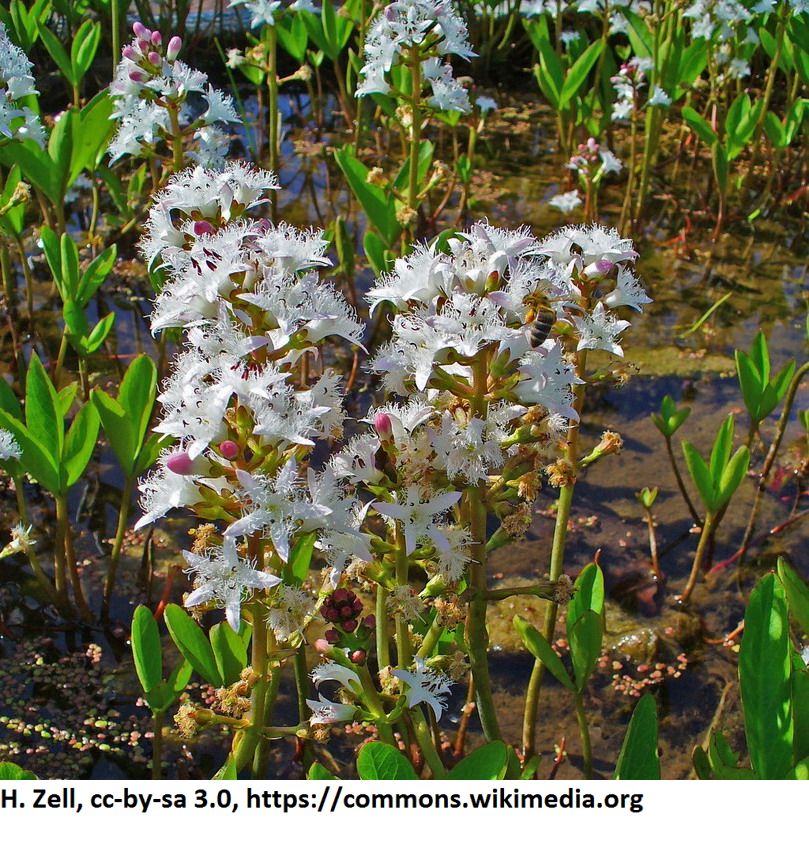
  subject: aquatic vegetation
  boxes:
[0,1,806,782]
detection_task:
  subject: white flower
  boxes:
[231,0,282,27]
[0,523,34,558]
[574,302,632,357]
[306,694,358,725]
[647,87,671,107]
[603,265,651,312]
[475,95,497,113]
[373,487,462,555]
[202,85,241,124]
[599,148,623,174]
[311,661,363,693]
[548,189,582,213]
[183,538,281,630]
[516,340,582,420]
[392,657,453,720]
[0,428,21,461]
[267,586,317,641]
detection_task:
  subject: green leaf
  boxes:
[61,400,99,489]
[682,440,714,512]
[168,659,193,695]
[91,389,135,476]
[81,312,116,355]
[740,574,793,779]
[131,605,163,695]
[568,562,604,628]
[791,655,809,764]
[513,615,574,691]
[307,762,338,780]
[363,230,390,278]
[447,741,508,780]
[164,604,223,687]
[568,610,602,692]
[77,244,117,306]
[682,106,717,146]
[37,22,74,85]
[560,41,603,110]
[613,694,660,779]
[716,446,749,510]
[776,558,809,635]
[0,411,59,492]
[356,742,418,780]
[0,761,38,779]
[334,147,399,248]
[25,352,61,463]
[210,622,249,686]
[393,140,434,194]
[213,755,238,780]
[119,355,157,459]
[283,531,318,585]
[71,20,100,79]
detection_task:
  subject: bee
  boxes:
[525,300,556,347]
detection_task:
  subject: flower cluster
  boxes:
[137,163,369,631]
[358,0,475,113]
[0,23,44,146]
[110,22,240,165]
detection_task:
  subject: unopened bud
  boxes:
[373,412,393,442]
[166,450,195,475]
[192,220,215,236]
[133,21,150,39]
[313,638,331,654]
[151,31,162,45]
[128,70,146,83]
[583,258,614,279]
[122,45,138,61]
[167,36,182,61]
[350,649,366,665]
[219,440,239,459]
[147,51,161,65]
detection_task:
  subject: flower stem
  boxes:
[522,352,587,758]
[102,474,134,621]
[464,351,501,741]
[411,708,446,778]
[677,512,714,604]
[151,710,164,780]
[574,692,592,779]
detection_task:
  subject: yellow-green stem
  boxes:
[464,351,501,741]
[102,473,134,621]
[678,512,715,604]
[522,352,587,757]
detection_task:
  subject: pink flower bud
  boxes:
[128,70,146,83]
[192,220,215,236]
[219,440,239,459]
[137,39,151,53]
[362,614,376,629]
[133,21,150,39]
[147,51,161,65]
[313,638,331,654]
[166,450,195,475]
[373,412,393,441]
[166,36,182,61]
[122,46,138,61]
[151,31,162,45]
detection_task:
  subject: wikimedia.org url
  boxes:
[0,785,644,815]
